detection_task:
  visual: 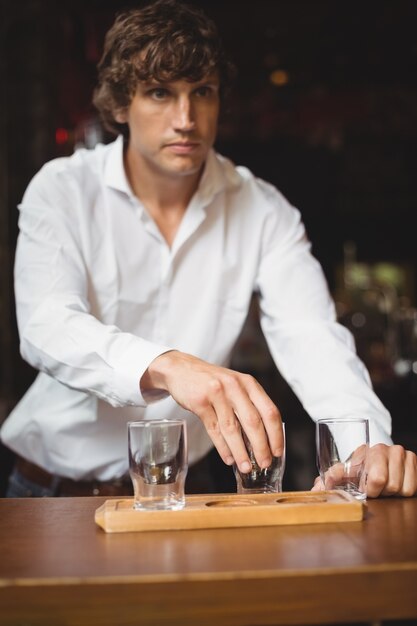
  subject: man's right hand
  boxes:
[140,351,284,473]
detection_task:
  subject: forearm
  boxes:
[20,295,171,407]
[263,318,392,445]
[257,236,392,445]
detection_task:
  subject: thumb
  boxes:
[311,475,324,492]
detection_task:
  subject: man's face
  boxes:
[117,73,220,180]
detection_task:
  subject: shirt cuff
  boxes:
[111,339,173,407]
[369,420,393,447]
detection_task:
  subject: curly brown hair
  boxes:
[93,0,236,137]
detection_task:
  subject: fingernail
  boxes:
[273,449,283,457]
[225,456,234,466]
[261,458,272,469]
[240,461,251,473]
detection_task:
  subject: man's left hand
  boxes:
[312,443,417,497]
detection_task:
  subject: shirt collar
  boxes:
[103,135,241,205]
[196,149,241,207]
[103,135,135,198]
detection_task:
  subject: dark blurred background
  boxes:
[2,0,417,492]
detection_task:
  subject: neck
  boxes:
[123,146,204,246]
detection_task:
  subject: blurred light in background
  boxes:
[55,128,69,145]
[269,69,289,86]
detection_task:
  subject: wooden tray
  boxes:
[95,490,365,533]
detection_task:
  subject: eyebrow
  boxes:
[141,75,220,89]
[140,80,167,88]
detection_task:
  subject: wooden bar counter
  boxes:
[0,495,417,626]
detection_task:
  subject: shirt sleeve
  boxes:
[256,186,392,446]
[14,165,171,408]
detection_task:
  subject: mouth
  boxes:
[164,141,201,154]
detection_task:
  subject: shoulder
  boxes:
[21,141,113,205]
[212,152,307,257]
[213,151,301,225]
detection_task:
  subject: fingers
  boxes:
[366,444,417,498]
[382,444,405,496]
[314,463,346,491]
[200,405,235,467]
[206,378,253,472]
[311,476,324,491]
[245,375,284,458]
[314,444,416,499]
[153,351,283,472]
[402,450,417,497]
[366,444,391,498]
[210,373,275,472]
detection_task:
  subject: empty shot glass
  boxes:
[128,419,188,510]
[316,417,369,500]
[234,424,286,494]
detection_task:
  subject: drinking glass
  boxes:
[234,423,286,494]
[128,419,188,510]
[316,417,369,500]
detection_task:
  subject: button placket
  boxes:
[153,247,173,343]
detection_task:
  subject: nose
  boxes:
[172,95,196,132]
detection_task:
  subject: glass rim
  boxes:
[316,417,369,424]
[127,419,186,428]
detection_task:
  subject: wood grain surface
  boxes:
[0,496,416,626]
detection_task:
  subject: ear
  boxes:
[114,108,128,124]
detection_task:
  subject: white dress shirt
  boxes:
[1,136,392,480]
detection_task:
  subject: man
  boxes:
[2,0,416,498]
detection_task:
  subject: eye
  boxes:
[147,87,170,101]
[194,85,215,98]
